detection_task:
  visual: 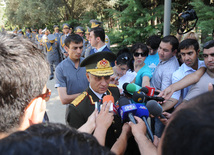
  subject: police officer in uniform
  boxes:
[84,26,92,58]
[35,29,44,51]
[53,25,63,61]
[25,28,32,40]
[45,34,60,80]
[74,26,86,57]
[31,28,38,44]
[60,23,70,58]
[90,19,110,49]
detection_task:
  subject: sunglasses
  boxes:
[25,88,51,111]
[134,52,147,57]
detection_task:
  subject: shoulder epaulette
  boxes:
[109,84,117,87]
[71,91,88,106]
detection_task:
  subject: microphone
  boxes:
[123,83,142,95]
[144,86,160,96]
[102,95,116,114]
[132,91,164,103]
[118,96,137,124]
[123,83,159,96]
[135,104,154,142]
[146,100,166,119]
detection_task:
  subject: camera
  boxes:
[180,9,198,22]
[177,8,198,35]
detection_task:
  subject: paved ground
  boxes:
[46,78,66,124]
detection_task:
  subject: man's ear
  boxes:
[64,45,69,53]
[172,49,177,56]
[86,72,90,82]
[24,98,46,126]
[96,37,100,43]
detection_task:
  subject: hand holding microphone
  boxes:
[146,100,166,119]
[135,104,154,142]
[118,96,137,124]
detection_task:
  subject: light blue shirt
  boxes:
[55,57,89,95]
[144,52,159,75]
[135,64,152,87]
[151,56,179,91]
[171,60,205,105]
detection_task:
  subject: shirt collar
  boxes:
[97,44,107,52]
[159,56,176,64]
[89,85,106,99]
[183,59,203,73]
[67,57,84,68]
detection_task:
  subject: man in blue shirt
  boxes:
[55,34,89,105]
[162,39,205,111]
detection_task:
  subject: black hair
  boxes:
[116,47,134,71]
[0,123,115,155]
[131,43,149,56]
[178,39,199,52]
[161,35,179,52]
[146,35,161,50]
[91,27,105,42]
[0,33,49,133]
[162,92,214,155]
[203,40,214,49]
[65,34,83,47]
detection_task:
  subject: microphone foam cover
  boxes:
[118,96,130,107]
[146,100,163,117]
[122,83,129,91]
[126,83,136,93]
[141,87,149,94]
[103,95,114,103]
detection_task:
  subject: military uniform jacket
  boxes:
[53,32,62,49]
[25,32,32,40]
[35,34,44,50]
[60,34,69,54]
[31,33,37,43]
[66,85,122,148]
[45,41,60,61]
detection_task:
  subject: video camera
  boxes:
[177,8,198,35]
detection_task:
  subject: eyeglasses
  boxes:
[134,52,147,57]
[25,88,51,111]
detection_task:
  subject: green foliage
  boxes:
[110,0,164,46]
[5,0,63,28]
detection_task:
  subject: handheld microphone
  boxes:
[118,96,137,124]
[135,104,154,142]
[123,83,159,96]
[146,100,166,119]
[132,91,164,103]
[123,83,142,95]
[102,95,116,114]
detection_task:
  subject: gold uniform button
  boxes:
[114,130,117,133]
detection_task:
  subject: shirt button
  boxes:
[114,130,117,133]
[112,121,115,124]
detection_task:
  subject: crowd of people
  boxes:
[0,18,214,155]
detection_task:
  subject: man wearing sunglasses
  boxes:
[0,33,50,139]
[150,35,180,138]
